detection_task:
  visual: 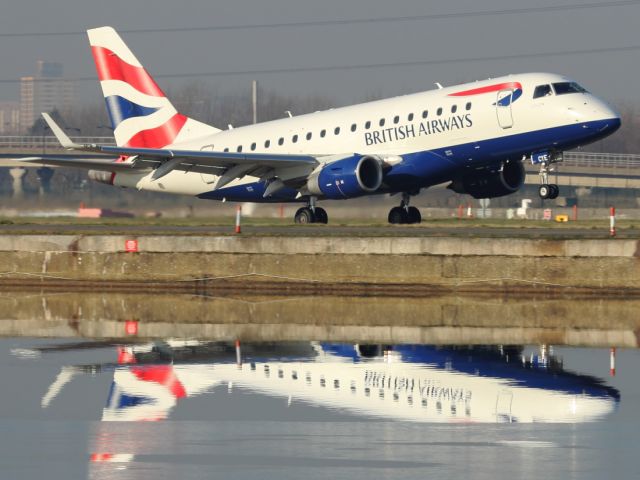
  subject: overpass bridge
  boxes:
[0,136,639,190]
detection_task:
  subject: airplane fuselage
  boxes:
[110,72,619,202]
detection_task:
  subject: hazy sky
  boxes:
[0,0,639,107]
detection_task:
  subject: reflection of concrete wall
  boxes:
[0,293,638,347]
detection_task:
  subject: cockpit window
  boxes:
[553,82,588,95]
[533,84,553,99]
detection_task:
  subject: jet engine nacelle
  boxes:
[306,155,383,199]
[448,160,525,199]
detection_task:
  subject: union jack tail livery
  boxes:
[87,26,220,148]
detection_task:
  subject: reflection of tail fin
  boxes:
[87,26,220,148]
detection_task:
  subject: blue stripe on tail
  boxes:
[105,95,160,128]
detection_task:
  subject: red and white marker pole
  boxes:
[610,347,616,377]
[235,205,242,234]
[235,339,242,367]
[609,207,616,237]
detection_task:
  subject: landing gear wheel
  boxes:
[314,207,328,224]
[538,184,551,199]
[407,206,422,224]
[548,184,559,199]
[388,206,408,224]
[294,207,315,224]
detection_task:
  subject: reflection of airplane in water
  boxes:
[40,341,619,426]
[32,341,620,470]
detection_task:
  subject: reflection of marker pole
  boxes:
[610,347,616,377]
[610,207,616,237]
[235,339,241,367]
[235,205,242,234]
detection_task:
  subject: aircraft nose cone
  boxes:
[608,115,622,133]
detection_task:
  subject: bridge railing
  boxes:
[563,152,640,169]
[0,136,640,169]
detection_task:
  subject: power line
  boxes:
[0,43,638,84]
[0,1,638,37]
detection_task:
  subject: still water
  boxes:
[1,339,638,479]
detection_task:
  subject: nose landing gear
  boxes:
[388,192,422,224]
[535,152,561,200]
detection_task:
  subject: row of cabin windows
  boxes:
[219,103,472,152]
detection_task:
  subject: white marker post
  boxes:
[610,347,616,377]
[609,207,616,237]
[235,205,242,234]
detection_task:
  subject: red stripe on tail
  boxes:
[91,46,165,98]
[131,366,187,398]
[124,113,187,148]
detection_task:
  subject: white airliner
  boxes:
[27,26,620,224]
[33,342,618,470]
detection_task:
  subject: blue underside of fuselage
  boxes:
[197,118,620,202]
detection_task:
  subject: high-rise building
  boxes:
[20,61,74,133]
[0,102,20,134]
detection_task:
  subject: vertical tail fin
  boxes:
[87,26,219,148]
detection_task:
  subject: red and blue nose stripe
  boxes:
[449,81,523,106]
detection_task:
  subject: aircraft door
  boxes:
[496,90,514,129]
[200,144,218,184]
[495,389,514,422]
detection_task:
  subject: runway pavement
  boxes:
[0,222,637,238]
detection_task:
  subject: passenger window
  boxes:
[422,110,428,119]
[320,129,326,137]
[437,107,443,116]
[278,137,284,145]
[533,84,553,99]
[351,124,357,132]
[223,147,229,152]
[334,127,340,135]
[250,142,256,151]
[451,105,457,113]
[306,132,312,140]
[365,121,371,129]
[264,140,270,148]
[466,102,472,111]
[408,113,414,121]
[393,115,399,124]
[237,145,242,152]
[379,118,385,127]
[292,134,298,143]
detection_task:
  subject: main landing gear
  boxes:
[388,192,422,225]
[537,157,560,200]
[294,196,328,224]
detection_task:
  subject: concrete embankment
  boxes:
[0,235,638,293]
[0,235,640,295]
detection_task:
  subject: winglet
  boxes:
[42,113,81,149]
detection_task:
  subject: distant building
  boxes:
[20,61,74,133]
[0,102,20,134]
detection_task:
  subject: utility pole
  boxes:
[252,80,258,124]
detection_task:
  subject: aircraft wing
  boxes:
[16,156,149,172]
[39,113,320,187]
